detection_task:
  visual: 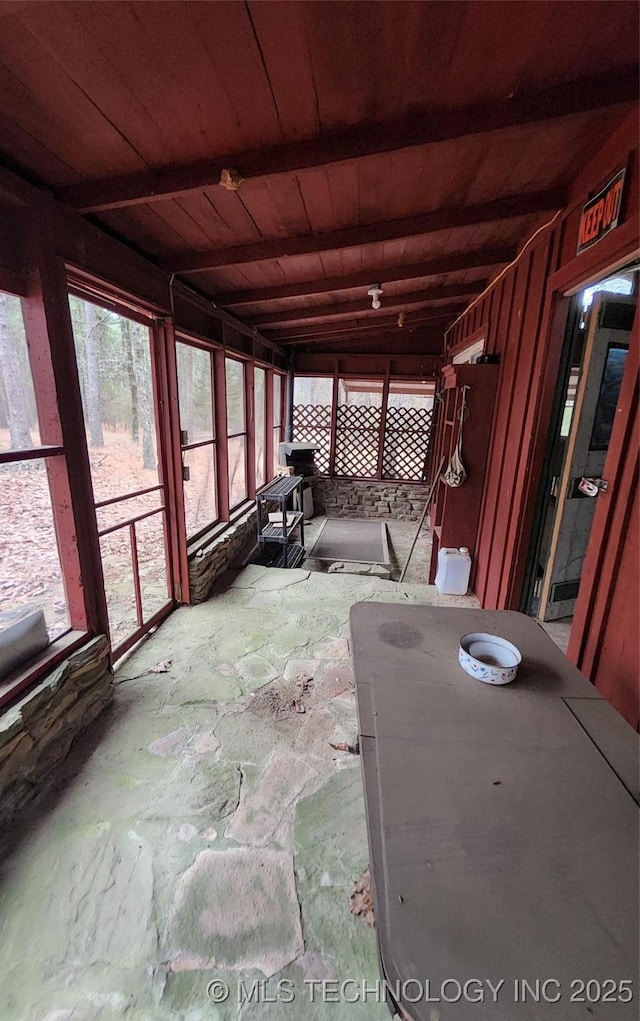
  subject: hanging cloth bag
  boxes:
[443,385,469,487]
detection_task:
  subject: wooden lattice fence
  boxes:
[382,405,433,480]
[293,402,433,480]
[334,404,382,477]
[292,404,331,473]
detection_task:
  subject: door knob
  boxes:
[578,477,608,497]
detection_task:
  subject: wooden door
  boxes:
[539,294,635,620]
[568,302,639,726]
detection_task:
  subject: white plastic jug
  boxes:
[434,547,471,595]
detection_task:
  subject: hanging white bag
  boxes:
[443,385,469,488]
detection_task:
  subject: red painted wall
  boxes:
[443,109,639,721]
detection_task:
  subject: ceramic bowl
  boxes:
[458,632,522,685]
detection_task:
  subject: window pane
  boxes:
[100,528,138,646]
[69,296,160,502]
[96,490,163,534]
[293,375,333,474]
[383,382,435,481]
[334,378,383,478]
[0,291,41,452]
[183,444,217,537]
[273,426,281,474]
[177,342,214,442]
[273,373,282,426]
[136,511,171,620]
[227,434,247,508]
[225,358,245,434]
[0,457,69,642]
[255,368,266,488]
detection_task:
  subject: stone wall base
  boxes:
[0,636,112,822]
[188,507,257,603]
[311,477,428,522]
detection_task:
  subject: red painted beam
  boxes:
[243,282,485,328]
[215,247,515,308]
[167,192,564,272]
[59,68,638,213]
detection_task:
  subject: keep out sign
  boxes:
[577,168,626,254]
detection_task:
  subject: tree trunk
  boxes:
[132,323,156,471]
[84,301,104,447]
[121,318,139,441]
[0,293,33,449]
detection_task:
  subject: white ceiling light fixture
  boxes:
[367,284,383,310]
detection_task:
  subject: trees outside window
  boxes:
[176,340,218,539]
[272,372,283,473]
[254,367,266,489]
[69,294,171,653]
[0,291,69,642]
[225,357,248,509]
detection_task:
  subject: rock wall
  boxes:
[311,478,428,521]
[0,636,112,821]
[188,506,257,603]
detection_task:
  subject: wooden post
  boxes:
[20,228,109,637]
[214,347,230,521]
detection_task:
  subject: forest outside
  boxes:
[68,296,171,649]
[0,291,69,641]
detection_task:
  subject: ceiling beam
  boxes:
[167,191,563,272]
[269,306,466,343]
[59,67,638,213]
[243,282,483,328]
[214,246,515,307]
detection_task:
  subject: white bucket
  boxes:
[434,547,471,595]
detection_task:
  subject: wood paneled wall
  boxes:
[443,110,639,722]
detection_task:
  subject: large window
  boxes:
[272,372,283,473]
[293,373,435,481]
[382,381,434,480]
[69,294,171,654]
[292,376,333,474]
[0,291,70,644]
[334,379,384,478]
[254,366,266,489]
[177,340,218,539]
[225,357,248,509]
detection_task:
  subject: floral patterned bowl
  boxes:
[458,632,522,685]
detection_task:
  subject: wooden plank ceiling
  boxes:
[0,0,637,355]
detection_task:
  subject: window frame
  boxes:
[0,278,97,707]
[175,334,221,543]
[225,354,250,511]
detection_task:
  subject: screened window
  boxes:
[292,375,333,474]
[272,372,283,473]
[383,381,435,480]
[334,379,384,478]
[254,367,266,489]
[177,340,218,539]
[226,357,247,508]
[69,294,171,653]
[0,291,70,643]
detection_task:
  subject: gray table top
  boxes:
[351,604,639,1021]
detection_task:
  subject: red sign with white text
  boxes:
[577,168,626,254]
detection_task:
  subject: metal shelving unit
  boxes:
[256,475,305,569]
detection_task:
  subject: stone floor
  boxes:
[0,565,477,1021]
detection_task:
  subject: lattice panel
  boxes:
[292,404,331,474]
[334,404,382,478]
[382,406,433,481]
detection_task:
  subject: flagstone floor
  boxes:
[0,565,477,1021]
